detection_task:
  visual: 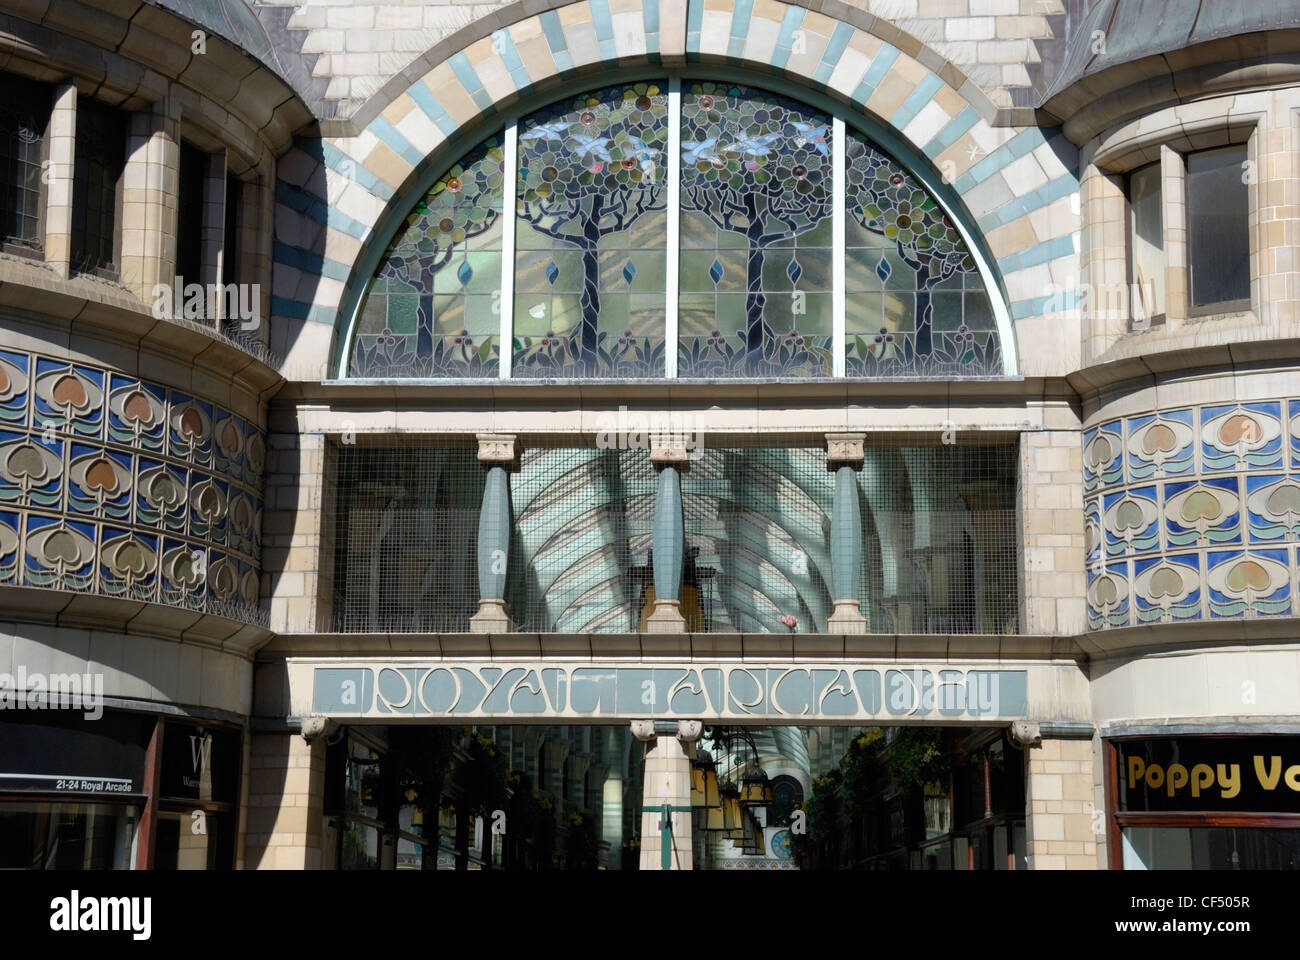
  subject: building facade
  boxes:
[1,0,1299,871]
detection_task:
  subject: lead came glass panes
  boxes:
[513,82,669,378]
[350,137,505,377]
[1187,145,1250,309]
[844,131,1000,376]
[1128,162,1164,320]
[678,82,834,378]
[0,75,48,251]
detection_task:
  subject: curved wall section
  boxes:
[1084,384,1300,630]
[0,347,267,626]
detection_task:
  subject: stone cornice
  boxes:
[0,260,283,421]
[255,631,1089,664]
[0,586,272,658]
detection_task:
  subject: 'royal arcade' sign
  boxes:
[297,661,1030,722]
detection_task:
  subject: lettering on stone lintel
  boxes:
[309,664,1029,720]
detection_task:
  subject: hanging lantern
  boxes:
[720,781,742,833]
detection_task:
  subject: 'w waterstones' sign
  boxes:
[304,662,1028,721]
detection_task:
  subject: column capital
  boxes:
[630,720,703,742]
[825,433,866,470]
[649,436,692,473]
[1008,720,1042,749]
[476,433,519,470]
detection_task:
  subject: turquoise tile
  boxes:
[771,6,805,70]
[368,116,425,168]
[406,81,459,137]
[998,234,1075,274]
[851,44,898,103]
[727,0,754,59]
[890,72,943,129]
[813,23,854,85]
[922,105,979,159]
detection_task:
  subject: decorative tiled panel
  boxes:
[1085,398,1300,629]
[0,349,266,625]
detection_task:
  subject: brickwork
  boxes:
[1019,431,1085,636]
[1024,736,1099,870]
[264,429,328,634]
[243,733,327,870]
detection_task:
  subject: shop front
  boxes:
[0,710,241,870]
[1108,735,1300,870]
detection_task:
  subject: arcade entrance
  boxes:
[315,722,1026,870]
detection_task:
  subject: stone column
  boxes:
[1160,144,1189,328]
[43,82,78,279]
[826,433,868,633]
[633,720,702,870]
[1015,723,1099,870]
[647,438,689,632]
[469,434,517,633]
[243,724,329,869]
[120,88,180,303]
[1078,161,1127,363]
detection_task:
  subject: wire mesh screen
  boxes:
[681,448,834,633]
[857,445,1019,634]
[330,441,1019,635]
[507,446,656,632]
[331,443,484,632]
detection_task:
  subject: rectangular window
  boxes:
[1187,144,1251,311]
[0,74,51,255]
[70,99,126,278]
[1127,162,1163,326]
[175,141,206,287]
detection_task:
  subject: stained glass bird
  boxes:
[791,122,829,156]
[520,120,572,141]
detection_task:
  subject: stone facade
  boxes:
[1,0,1298,873]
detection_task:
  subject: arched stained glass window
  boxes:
[350,138,505,377]
[678,82,834,378]
[514,82,669,378]
[844,132,1001,376]
[343,79,1010,380]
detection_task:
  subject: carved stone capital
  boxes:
[476,433,519,469]
[650,437,692,472]
[630,719,657,742]
[676,720,703,743]
[1008,720,1042,749]
[825,433,866,470]
[300,715,336,744]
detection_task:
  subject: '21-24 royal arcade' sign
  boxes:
[295,661,1030,722]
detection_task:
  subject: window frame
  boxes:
[1184,142,1252,318]
[69,97,127,281]
[0,73,54,260]
[1125,160,1165,331]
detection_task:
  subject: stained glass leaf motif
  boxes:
[514,82,669,377]
[844,131,1000,377]
[350,136,506,377]
[678,82,834,377]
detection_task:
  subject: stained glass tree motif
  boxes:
[844,132,1001,376]
[350,138,505,377]
[678,82,834,378]
[514,82,669,378]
